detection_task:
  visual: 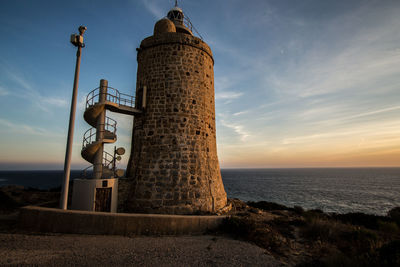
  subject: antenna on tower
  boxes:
[175,0,178,7]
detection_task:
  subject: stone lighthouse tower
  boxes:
[125,4,227,214]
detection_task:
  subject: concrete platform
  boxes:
[18,206,227,236]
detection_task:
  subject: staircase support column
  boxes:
[93,79,107,179]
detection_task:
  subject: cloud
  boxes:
[280,50,400,98]
[77,94,88,113]
[214,75,243,92]
[112,114,134,131]
[233,110,249,116]
[139,0,165,19]
[41,96,68,107]
[266,5,400,99]
[296,101,400,131]
[343,105,400,121]
[214,2,400,168]
[0,86,9,96]
[281,119,400,146]
[5,70,32,91]
[215,91,243,100]
[220,120,250,142]
[3,69,68,111]
[0,118,60,137]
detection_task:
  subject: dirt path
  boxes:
[0,233,286,266]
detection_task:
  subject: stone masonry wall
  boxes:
[125,32,227,214]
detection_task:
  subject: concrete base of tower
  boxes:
[71,178,118,213]
[18,206,227,236]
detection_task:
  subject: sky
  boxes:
[0,0,399,170]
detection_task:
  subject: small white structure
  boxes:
[72,178,118,212]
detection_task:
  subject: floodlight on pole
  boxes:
[60,25,86,210]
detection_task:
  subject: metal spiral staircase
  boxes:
[81,79,142,179]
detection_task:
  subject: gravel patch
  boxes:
[0,233,285,266]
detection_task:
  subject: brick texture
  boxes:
[124,31,227,214]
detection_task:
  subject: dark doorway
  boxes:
[95,187,112,212]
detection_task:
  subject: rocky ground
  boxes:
[1,186,400,266]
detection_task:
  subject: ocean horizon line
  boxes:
[0,166,400,172]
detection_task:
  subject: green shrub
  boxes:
[339,228,379,254]
[0,191,20,213]
[247,201,289,211]
[301,216,381,255]
[378,220,399,234]
[301,217,341,242]
[222,215,290,255]
[270,218,295,238]
[294,205,304,214]
[388,207,400,226]
[298,250,382,267]
[378,240,400,267]
[254,231,286,254]
[48,186,61,192]
[222,216,255,237]
[303,209,329,221]
[333,212,391,230]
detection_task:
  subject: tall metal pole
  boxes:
[60,26,86,210]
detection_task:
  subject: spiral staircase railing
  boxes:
[81,150,116,178]
[86,87,136,109]
[81,82,140,179]
[82,117,117,149]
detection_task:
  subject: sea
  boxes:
[0,168,399,216]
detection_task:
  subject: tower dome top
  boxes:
[167,7,184,25]
[170,6,183,12]
[165,3,193,36]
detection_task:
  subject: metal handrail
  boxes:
[80,150,115,177]
[183,15,203,40]
[86,87,99,108]
[86,86,135,109]
[103,151,114,168]
[82,128,95,149]
[105,116,117,132]
[82,116,117,149]
[81,165,93,177]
